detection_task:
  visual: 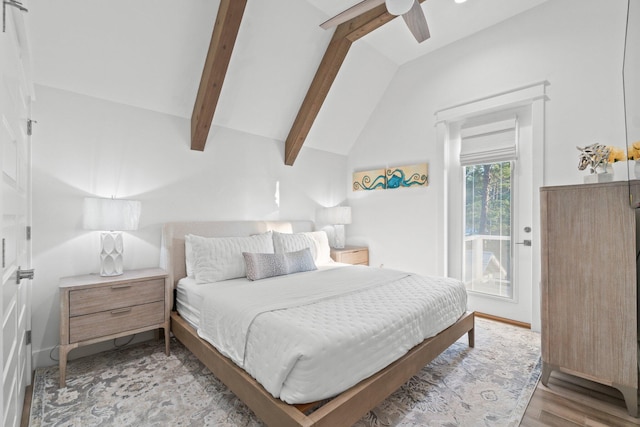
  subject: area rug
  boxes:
[30,318,541,426]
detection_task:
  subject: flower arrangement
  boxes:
[607,146,626,163]
[578,142,640,182]
[627,141,640,161]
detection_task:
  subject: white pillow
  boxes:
[272,231,332,266]
[186,232,274,283]
[185,237,195,277]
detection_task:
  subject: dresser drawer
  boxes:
[337,249,368,265]
[69,278,165,316]
[69,301,165,343]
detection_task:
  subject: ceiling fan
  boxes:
[320,0,430,43]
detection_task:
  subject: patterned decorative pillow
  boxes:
[186,232,274,283]
[272,231,332,265]
[282,248,317,275]
[243,248,317,281]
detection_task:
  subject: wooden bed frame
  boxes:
[161,221,475,427]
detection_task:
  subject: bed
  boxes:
[161,220,475,427]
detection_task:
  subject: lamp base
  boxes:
[100,231,124,276]
[333,224,346,249]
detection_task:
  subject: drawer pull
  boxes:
[111,285,132,290]
[110,307,132,315]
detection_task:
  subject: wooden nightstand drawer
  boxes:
[69,300,165,343]
[69,278,165,316]
[59,268,170,387]
[339,250,368,265]
[330,247,369,265]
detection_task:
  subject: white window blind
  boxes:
[459,118,517,166]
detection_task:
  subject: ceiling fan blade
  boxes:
[320,0,386,29]
[402,0,430,43]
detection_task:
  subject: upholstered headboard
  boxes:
[160,220,314,288]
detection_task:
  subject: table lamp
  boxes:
[318,206,351,249]
[83,197,141,276]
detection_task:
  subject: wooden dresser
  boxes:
[58,268,170,387]
[540,181,638,416]
[330,246,369,265]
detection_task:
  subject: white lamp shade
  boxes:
[83,197,141,231]
[317,206,352,225]
[386,0,414,16]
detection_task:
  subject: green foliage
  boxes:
[464,162,512,236]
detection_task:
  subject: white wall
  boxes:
[31,85,347,368]
[30,0,633,366]
[346,0,629,328]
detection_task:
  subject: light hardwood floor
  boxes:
[522,371,640,426]
[20,384,32,427]
[479,310,640,426]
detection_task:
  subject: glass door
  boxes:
[463,161,513,299]
[438,84,546,329]
[445,105,534,325]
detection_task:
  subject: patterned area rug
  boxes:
[30,318,541,426]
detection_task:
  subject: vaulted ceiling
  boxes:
[28,0,549,163]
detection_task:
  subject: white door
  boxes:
[1,4,33,427]
[447,106,535,325]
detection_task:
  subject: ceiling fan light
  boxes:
[385,0,414,16]
[454,0,468,3]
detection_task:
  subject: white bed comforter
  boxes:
[196,265,467,404]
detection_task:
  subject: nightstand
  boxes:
[58,268,170,387]
[330,246,369,266]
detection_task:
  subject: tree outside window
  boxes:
[463,161,512,297]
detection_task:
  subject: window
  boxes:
[463,161,512,298]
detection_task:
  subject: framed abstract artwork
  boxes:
[386,163,429,189]
[353,169,386,191]
[353,164,429,191]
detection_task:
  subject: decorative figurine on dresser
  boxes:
[540,181,638,417]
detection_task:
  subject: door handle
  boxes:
[516,240,532,247]
[16,266,34,284]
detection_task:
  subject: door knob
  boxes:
[516,240,532,247]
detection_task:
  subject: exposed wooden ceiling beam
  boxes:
[284,1,427,166]
[191,0,248,151]
[284,5,391,166]
[284,28,353,166]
